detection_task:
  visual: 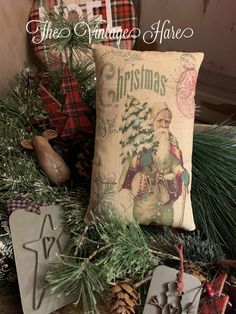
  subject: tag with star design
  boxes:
[10,206,78,314]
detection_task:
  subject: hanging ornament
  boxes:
[60,68,94,137]
[143,266,202,314]
[9,206,77,314]
[0,196,49,281]
[39,69,94,140]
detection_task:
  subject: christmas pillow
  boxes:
[86,45,204,231]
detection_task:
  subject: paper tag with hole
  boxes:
[143,265,202,314]
[10,206,77,314]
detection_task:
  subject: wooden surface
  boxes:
[0,282,107,314]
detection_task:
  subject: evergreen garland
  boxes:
[46,213,224,312]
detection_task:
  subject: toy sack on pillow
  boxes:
[86,45,204,231]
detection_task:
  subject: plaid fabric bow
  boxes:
[39,68,93,139]
[6,195,48,215]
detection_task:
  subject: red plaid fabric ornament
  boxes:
[199,273,229,314]
[28,0,60,68]
[6,195,48,215]
[39,84,68,136]
[93,0,137,49]
[60,68,93,138]
[28,0,137,68]
[39,69,93,139]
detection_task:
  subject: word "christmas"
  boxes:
[116,66,167,101]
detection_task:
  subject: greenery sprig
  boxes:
[192,123,236,257]
[46,212,224,313]
[42,7,102,68]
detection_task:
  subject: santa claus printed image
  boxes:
[118,98,190,226]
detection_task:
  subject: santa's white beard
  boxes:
[154,130,170,165]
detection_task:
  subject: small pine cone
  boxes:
[75,138,94,179]
[185,261,206,283]
[110,282,139,314]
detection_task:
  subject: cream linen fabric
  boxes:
[86,44,204,231]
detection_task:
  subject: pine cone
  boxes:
[75,137,94,179]
[110,282,139,314]
[185,261,206,282]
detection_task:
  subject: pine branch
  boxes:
[95,215,160,282]
[92,181,116,214]
[46,258,107,314]
[42,8,101,67]
[46,213,225,313]
[0,154,62,202]
[0,118,27,157]
[6,66,47,123]
[60,187,89,236]
[145,226,224,264]
[134,275,152,289]
[0,63,95,207]
[87,244,112,262]
[192,123,236,257]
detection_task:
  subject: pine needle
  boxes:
[95,215,160,281]
[146,227,224,264]
[46,258,106,313]
[192,124,236,257]
[42,8,101,67]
